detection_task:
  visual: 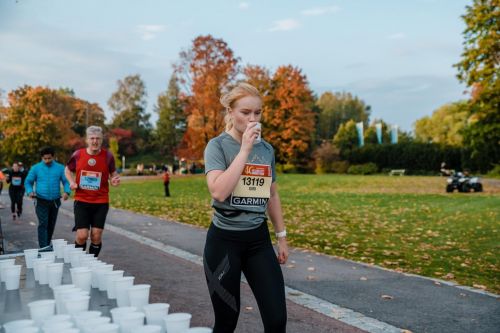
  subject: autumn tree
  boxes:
[108,74,151,154]
[455,0,500,171]
[263,65,316,166]
[316,91,371,142]
[0,86,78,164]
[175,35,240,159]
[414,101,469,146]
[333,119,358,154]
[155,74,186,162]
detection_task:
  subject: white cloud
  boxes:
[269,19,300,32]
[136,24,166,41]
[387,32,406,40]
[301,6,339,16]
[239,2,249,10]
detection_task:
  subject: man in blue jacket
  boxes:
[25,147,71,248]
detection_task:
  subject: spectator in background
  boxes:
[6,162,27,221]
[163,168,170,197]
[25,147,70,247]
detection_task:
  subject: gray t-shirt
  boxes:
[204,132,276,231]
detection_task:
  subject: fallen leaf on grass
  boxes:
[381,295,394,300]
[443,273,455,280]
[472,284,487,290]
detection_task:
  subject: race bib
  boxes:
[230,163,272,207]
[12,177,22,186]
[79,170,102,190]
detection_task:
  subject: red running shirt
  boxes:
[67,148,116,203]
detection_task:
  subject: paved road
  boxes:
[0,192,498,333]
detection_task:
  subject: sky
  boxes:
[0,0,471,132]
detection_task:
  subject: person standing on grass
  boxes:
[163,168,171,197]
[6,162,27,221]
[203,82,288,333]
[65,125,120,257]
[25,147,71,247]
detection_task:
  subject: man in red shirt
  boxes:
[65,126,120,257]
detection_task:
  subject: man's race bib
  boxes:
[12,177,22,186]
[230,163,272,207]
[79,170,102,190]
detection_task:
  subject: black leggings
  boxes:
[9,189,23,215]
[203,222,287,333]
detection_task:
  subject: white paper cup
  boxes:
[0,258,16,282]
[90,262,107,288]
[3,319,35,333]
[28,299,56,326]
[43,314,72,324]
[143,303,170,327]
[119,311,145,333]
[109,306,138,324]
[115,276,135,307]
[33,258,51,282]
[4,264,22,290]
[58,329,80,333]
[187,328,212,333]
[52,239,68,259]
[74,310,102,329]
[69,251,85,268]
[96,265,114,291]
[63,245,78,263]
[127,284,151,311]
[42,320,74,333]
[93,323,120,333]
[82,316,111,333]
[24,249,39,269]
[40,251,56,262]
[103,270,124,296]
[64,295,90,316]
[70,267,92,292]
[164,313,192,333]
[47,263,64,288]
[56,287,84,314]
[15,327,40,333]
[135,325,162,333]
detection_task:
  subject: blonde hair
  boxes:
[220,82,261,131]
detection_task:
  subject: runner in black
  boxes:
[203,83,288,333]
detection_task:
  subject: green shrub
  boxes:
[347,163,378,175]
[487,164,500,177]
[331,161,350,174]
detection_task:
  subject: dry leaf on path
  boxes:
[307,267,316,271]
[306,275,316,281]
[360,277,368,281]
[245,306,253,311]
[286,264,296,268]
[381,295,394,300]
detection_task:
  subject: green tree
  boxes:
[316,91,371,142]
[108,74,151,150]
[414,101,469,146]
[333,119,358,155]
[364,120,392,145]
[155,74,186,162]
[455,0,500,171]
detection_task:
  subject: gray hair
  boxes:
[86,126,103,137]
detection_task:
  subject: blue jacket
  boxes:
[25,160,71,200]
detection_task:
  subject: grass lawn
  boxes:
[110,174,500,293]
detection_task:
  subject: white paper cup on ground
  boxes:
[135,325,162,333]
[4,264,22,290]
[15,327,40,333]
[70,267,92,292]
[3,319,35,333]
[0,258,16,282]
[74,310,102,329]
[40,251,56,262]
[69,251,85,268]
[164,313,192,333]
[47,263,64,288]
[115,276,135,307]
[28,299,56,326]
[90,262,107,288]
[33,258,51,282]
[56,287,84,314]
[127,284,151,310]
[43,314,72,325]
[143,303,169,328]
[24,249,39,269]
[103,270,124,297]
[119,311,145,333]
[93,323,120,333]
[109,306,137,324]
[187,328,212,333]
[42,320,74,333]
[63,245,77,263]
[96,265,114,291]
[82,316,111,333]
[64,294,90,316]
[58,329,80,333]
